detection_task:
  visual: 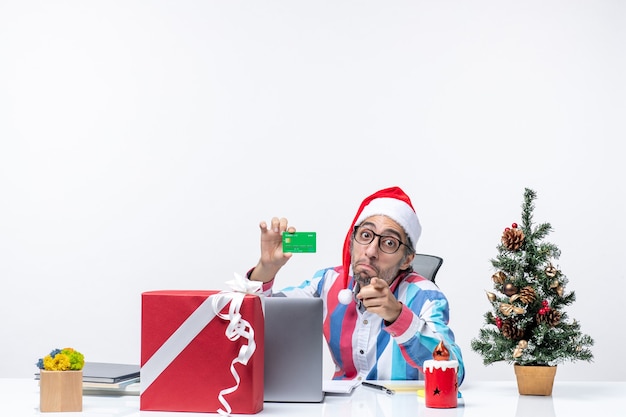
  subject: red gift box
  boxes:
[140,290,264,414]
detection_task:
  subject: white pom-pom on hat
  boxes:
[338,288,353,305]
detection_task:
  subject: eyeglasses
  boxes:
[352,226,413,254]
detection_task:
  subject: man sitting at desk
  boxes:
[248,186,465,384]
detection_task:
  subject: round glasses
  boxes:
[353,226,413,254]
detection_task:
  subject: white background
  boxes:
[1,1,624,382]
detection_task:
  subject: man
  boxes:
[248,186,465,384]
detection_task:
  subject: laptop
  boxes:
[263,297,324,402]
[81,362,140,383]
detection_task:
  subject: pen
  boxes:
[361,381,395,395]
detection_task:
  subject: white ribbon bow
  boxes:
[225,272,263,295]
[213,273,262,416]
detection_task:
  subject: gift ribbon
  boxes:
[225,272,263,295]
[212,291,254,416]
[213,274,262,415]
[141,273,263,416]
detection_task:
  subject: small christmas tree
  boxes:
[471,188,594,366]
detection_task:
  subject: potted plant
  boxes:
[471,188,594,395]
[36,347,85,412]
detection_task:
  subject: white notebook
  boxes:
[323,380,360,394]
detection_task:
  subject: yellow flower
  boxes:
[43,353,71,371]
[37,347,85,371]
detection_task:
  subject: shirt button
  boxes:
[359,349,364,355]
[363,319,368,325]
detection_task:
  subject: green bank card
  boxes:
[282,232,317,253]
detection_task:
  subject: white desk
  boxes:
[1,379,624,417]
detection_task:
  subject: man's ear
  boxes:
[401,252,415,270]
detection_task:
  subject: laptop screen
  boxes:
[263,296,324,403]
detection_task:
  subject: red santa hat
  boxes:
[338,186,422,305]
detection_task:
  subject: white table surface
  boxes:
[1,378,624,417]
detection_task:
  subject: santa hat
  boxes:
[338,186,421,305]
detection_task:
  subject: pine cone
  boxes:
[501,228,525,251]
[537,309,561,327]
[518,286,537,304]
[500,319,525,340]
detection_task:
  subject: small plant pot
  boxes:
[39,370,83,412]
[514,364,557,396]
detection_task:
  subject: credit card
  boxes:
[282,232,317,253]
